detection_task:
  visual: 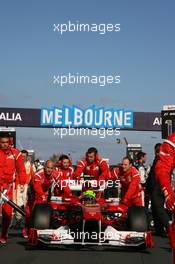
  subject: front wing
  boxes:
[28,226,153,248]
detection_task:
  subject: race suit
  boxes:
[55,166,74,180]
[0,148,26,239]
[111,166,144,207]
[15,160,33,220]
[155,132,175,258]
[31,168,72,203]
[25,168,72,227]
[74,158,110,182]
[155,132,175,210]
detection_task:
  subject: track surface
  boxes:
[0,230,172,264]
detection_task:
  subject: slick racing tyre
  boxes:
[31,203,53,229]
[127,206,148,232]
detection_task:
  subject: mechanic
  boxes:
[24,160,72,238]
[135,151,150,187]
[15,149,33,227]
[111,156,144,207]
[155,132,175,259]
[0,132,26,245]
[32,159,43,173]
[31,160,72,203]
[146,143,170,236]
[74,147,110,186]
[155,133,175,211]
[56,154,74,179]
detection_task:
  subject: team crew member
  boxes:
[155,132,175,211]
[32,159,43,173]
[15,150,33,223]
[74,147,110,182]
[155,132,175,259]
[32,160,71,202]
[146,143,170,236]
[111,157,144,207]
[56,154,74,180]
[24,160,72,238]
[0,133,26,244]
[135,151,149,186]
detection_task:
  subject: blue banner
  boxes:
[40,106,133,128]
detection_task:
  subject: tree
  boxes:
[49,153,62,165]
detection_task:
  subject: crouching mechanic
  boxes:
[155,132,175,258]
[0,132,26,244]
[111,157,144,207]
[24,160,72,237]
[74,147,110,188]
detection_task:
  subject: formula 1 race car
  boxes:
[28,179,153,249]
[0,180,153,250]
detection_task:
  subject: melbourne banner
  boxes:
[40,106,133,128]
[0,107,161,131]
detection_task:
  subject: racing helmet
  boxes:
[81,189,96,205]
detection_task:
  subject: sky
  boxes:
[0,0,175,163]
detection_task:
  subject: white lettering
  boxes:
[73,108,83,126]
[64,108,72,126]
[84,109,93,126]
[42,109,53,125]
[0,112,22,121]
[113,111,123,127]
[153,117,161,126]
[124,112,132,127]
[54,109,63,125]
[104,111,113,127]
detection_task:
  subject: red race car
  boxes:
[27,179,153,249]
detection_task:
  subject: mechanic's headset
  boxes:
[58,155,72,167]
[86,148,100,161]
